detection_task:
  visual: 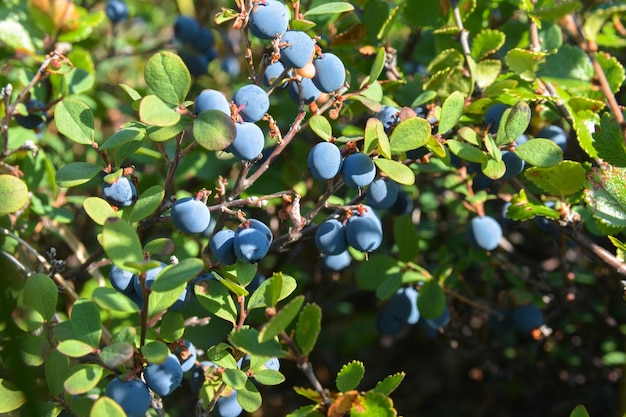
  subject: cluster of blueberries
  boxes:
[173,15,219,77]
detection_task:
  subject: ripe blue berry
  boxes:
[366,178,400,209]
[221,55,241,77]
[190,361,215,394]
[234,220,273,263]
[180,51,211,77]
[376,308,405,336]
[263,61,287,87]
[228,122,265,161]
[485,103,508,133]
[106,0,128,23]
[288,78,321,104]
[537,125,567,151]
[280,31,315,69]
[374,106,400,132]
[191,28,215,54]
[216,390,243,417]
[169,284,191,312]
[512,304,544,334]
[389,190,414,215]
[102,176,137,207]
[420,305,451,334]
[315,219,348,256]
[342,153,376,188]
[232,84,269,123]
[249,0,289,40]
[467,215,502,251]
[104,378,151,417]
[174,15,200,44]
[171,197,211,234]
[210,229,237,266]
[389,287,420,325]
[109,265,135,293]
[346,214,383,252]
[144,354,184,397]
[308,142,342,180]
[501,150,526,179]
[320,250,352,272]
[312,53,346,93]
[195,89,231,116]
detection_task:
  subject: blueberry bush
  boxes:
[1,1,626,417]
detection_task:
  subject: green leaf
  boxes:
[531,1,581,21]
[63,364,103,395]
[369,47,386,83]
[193,110,237,151]
[144,51,191,106]
[22,273,58,321]
[99,342,134,369]
[0,174,28,215]
[506,189,560,221]
[356,255,400,291]
[516,139,563,167]
[524,161,586,196]
[438,91,465,134]
[503,101,531,145]
[286,405,324,417]
[584,166,626,233]
[304,2,355,16]
[54,99,95,144]
[92,287,140,313]
[102,218,144,273]
[206,343,238,368]
[583,4,626,42]
[139,95,181,127]
[237,262,258,287]
[569,404,590,417]
[148,282,188,318]
[457,127,481,147]
[537,45,593,87]
[229,328,286,358]
[71,299,101,348]
[147,118,191,142]
[45,350,69,397]
[428,48,465,74]
[447,140,487,164]
[417,280,445,319]
[372,372,405,395]
[373,159,415,185]
[295,303,322,357]
[0,19,35,53]
[253,369,285,386]
[160,311,185,342]
[214,272,248,298]
[238,380,263,413]
[194,279,238,324]
[596,52,626,94]
[259,295,305,343]
[101,127,145,150]
[223,368,248,390]
[475,59,502,90]
[0,379,25,413]
[593,113,626,167]
[394,214,419,262]
[90,396,126,417]
[504,48,546,82]
[83,197,117,225]
[142,340,170,364]
[336,360,365,393]
[57,340,94,358]
[471,29,505,61]
[350,391,395,417]
[144,238,175,256]
[309,115,332,141]
[389,117,431,153]
[364,118,382,154]
[248,273,297,311]
[55,162,102,187]
[569,107,598,158]
[481,157,506,179]
[152,258,203,292]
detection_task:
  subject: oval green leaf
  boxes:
[139,95,181,127]
[417,280,446,319]
[22,273,58,321]
[373,159,415,185]
[56,162,102,188]
[304,2,355,16]
[102,218,144,273]
[0,174,28,215]
[309,115,332,141]
[516,138,563,167]
[258,295,305,343]
[193,110,237,151]
[57,339,94,358]
[63,364,103,395]
[54,99,95,145]
[0,379,25,413]
[83,197,117,225]
[144,51,191,106]
[389,117,431,153]
[142,340,170,364]
[92,287,140,313]
[90,396,126,417]
[439,91,465,134]
[129,185,164,223]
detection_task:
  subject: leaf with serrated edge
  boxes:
[471,29,505,61]
[336,360,365,393]
[350,391,396,417]
[296,304,322,357]
[506,189,560,221]
[593,113,626,167]
[524,161,586,196]
[372,372,405,395]
[584,166,626,233]
[259,295,305,343]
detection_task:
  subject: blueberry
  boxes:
[180,51,210,77]
[376,308,405,336]
[109,265,135,293]
[341,153,376,188]
[315,219,348,256]
[171,197,211,234]
[132,262,166,297]
[249,0,290,40]
[374,106,400,132]
[320,250,352,272]
[501,150,526,179]
[467,215,502,251]
[209,229,237,266]
[280,31,315,69]
[485,103,508,133]
[308,142,342,180]
[288,78,321,104]
[104,378,151,417]
[389,287,420,325]
[176,339,197,372]
[106,0,128,23]
[366,178,400,209]
[221,55,241,77]
[388,190,413,216]
[233,220,272,263]
[245,218,273,244]
[512,304,544,334]
[420,305,451,333]
[312,53,346,93]
[537,124,567,151]
[263,61,287,87]
[227,122,265,161]
[190,361,216,394]
[346,215,383,252]
[144,354,183,397]
[174,15,200,44]
[169,284,191,312]
[195,89,231,116]
[216,390,243,417]
[102,176,137,207]
[191,28,215,54]
[232,84,269,123]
